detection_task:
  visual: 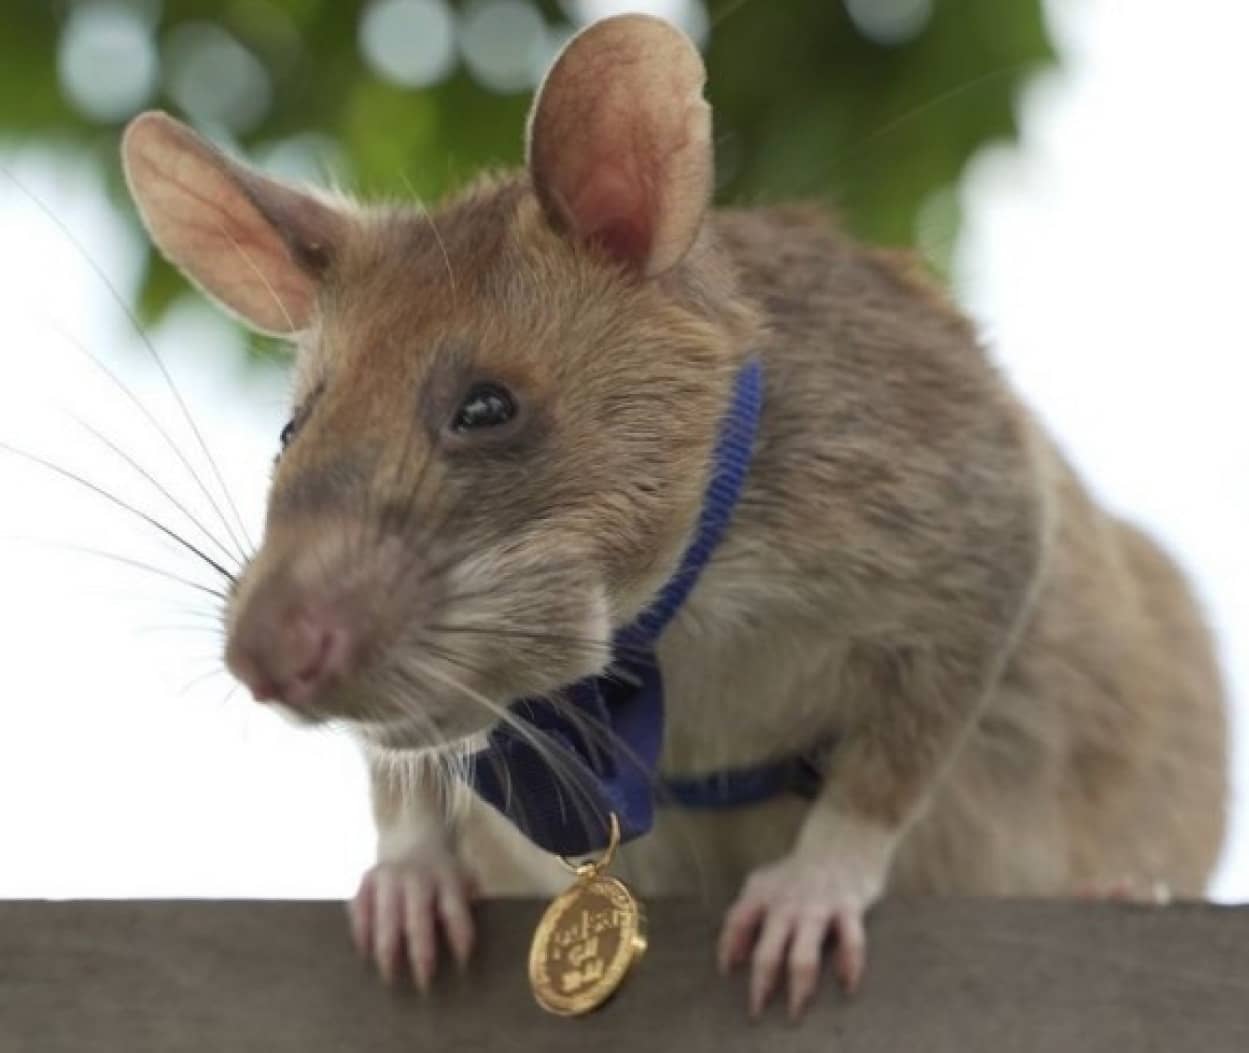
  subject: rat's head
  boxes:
[121,15,756,751]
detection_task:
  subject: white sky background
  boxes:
[0,0,1245,901]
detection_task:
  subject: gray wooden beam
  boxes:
[1,899,1246,1051]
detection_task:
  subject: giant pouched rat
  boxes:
[118,13,1227,1018]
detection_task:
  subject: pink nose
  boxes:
[227,608,352,707]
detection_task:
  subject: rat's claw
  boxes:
[744,907,862,1019]
[348,873,374,958]
[370,872,405,985]
[438,878,477,970]
[747,909,794,1018]
[717,895,765,975]
[402,877,437,992]
[1076,875,1172,905]
[350,851,478,991]
[720,853,877,1019]
[786,910,830,1018]
[830,909,866,994]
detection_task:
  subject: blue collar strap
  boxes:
[467,359,794,857]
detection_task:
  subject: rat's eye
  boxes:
[452,383,516,432]
[276,383,322,458]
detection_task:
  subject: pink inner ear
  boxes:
[567,168,655,270]
[143,152,318,333]
[123,112,333,335]
[526,15,712,277]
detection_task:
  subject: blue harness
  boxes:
[466,360,824,856]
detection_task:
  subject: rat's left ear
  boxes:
[122,111,344,335]
[526,14,713,277]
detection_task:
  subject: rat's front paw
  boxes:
[717,853,879,1019]
[349,847,479,991]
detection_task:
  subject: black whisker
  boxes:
[45,322,250,567]
[0,440,236,585]
[42,541,230,601]
[1,165,255,558]
[70,413,241,572]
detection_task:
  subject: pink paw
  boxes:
[349,851,479,991]
[718,855,874,1019]
[1076,875,1172,905]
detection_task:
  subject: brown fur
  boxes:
[123,12,1227,970]
[292,179,1226,903]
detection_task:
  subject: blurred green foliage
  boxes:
[0,0,1053,333]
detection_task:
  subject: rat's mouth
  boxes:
[269,703,327,729]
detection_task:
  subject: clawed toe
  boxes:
[349,855,478,990]
[719,855,875,1019]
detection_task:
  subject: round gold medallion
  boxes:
[529,871,646,1015]
[528,816,647,1016]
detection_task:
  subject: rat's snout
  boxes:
[224,527,405,711]
[227,601,354,707]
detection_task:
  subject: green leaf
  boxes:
[0,0,1054,342]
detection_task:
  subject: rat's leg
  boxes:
[349,752,478,991]
[717,642,1007,1018]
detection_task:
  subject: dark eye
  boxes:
[279,418,298,450]
[452,383,517,432]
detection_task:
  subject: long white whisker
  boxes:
[400,173,457,300]
[0,441,236,585]
[69,412,241,571]
[0,165,255,560]
[399,655,607,840]
[37,318,250,567]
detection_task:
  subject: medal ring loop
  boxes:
[558,812,621,877]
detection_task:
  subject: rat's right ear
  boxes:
[121,112,344,335]
[526,14,712,277]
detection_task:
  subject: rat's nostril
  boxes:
[276,611,353,708]
[291,620,349,688]
[227,607,352,707]
[249,670,282,702]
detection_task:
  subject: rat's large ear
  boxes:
[121,112,343,335]
[526,14,712,277]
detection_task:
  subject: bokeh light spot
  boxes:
[256,134,348,188]
[844,0,933,47]
[359,0,458,89]
[164,23,273,136]
[564,0,709,47]
[57,2,160,124]
[460,0,549,94]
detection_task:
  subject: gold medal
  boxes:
[528,814,647,1016]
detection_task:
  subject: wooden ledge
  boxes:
[1,898,1246,1051]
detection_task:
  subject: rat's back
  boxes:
[701,203,1228,900]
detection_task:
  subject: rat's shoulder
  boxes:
[710,201,852,270]
[709,200,974,346]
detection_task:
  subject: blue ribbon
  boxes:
[467,359,784,856]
